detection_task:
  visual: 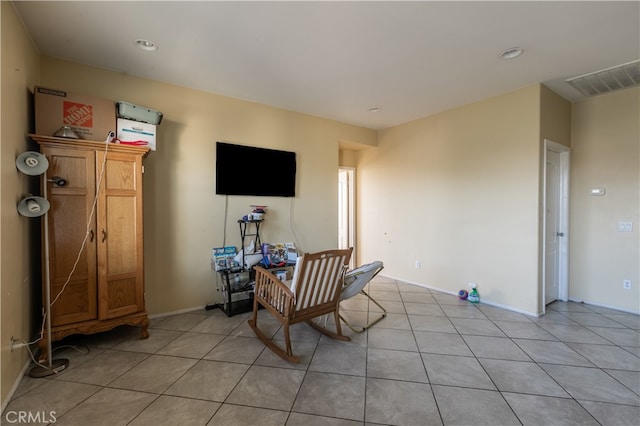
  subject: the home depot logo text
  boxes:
[63,101,93,127]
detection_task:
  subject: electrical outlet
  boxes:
[623,280,632,290]
[415,260,421,269]
[618,221,633,232]
[10,337,26,352]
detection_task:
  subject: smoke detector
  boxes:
[135,39,158,51]
[499,47,523,60]
[566,60,640,97]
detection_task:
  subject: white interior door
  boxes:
[543,140,570,309]
[338,168,355,268]
[545,150,561,304]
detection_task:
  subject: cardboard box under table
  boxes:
[117,118,157,151]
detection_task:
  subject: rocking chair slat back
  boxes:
[294,250,350,312]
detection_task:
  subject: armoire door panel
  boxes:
[48,154,91,192]
[105,158,137,191]
[102,277,139,318]
[43,147,98,325]
[50,280,96,326]
[50,195,94,276]
[104,196,137,274]
[97,151,144,319]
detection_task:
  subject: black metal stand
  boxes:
[205,220,265,316]
[238,219,262,268]
[206,269,255,316]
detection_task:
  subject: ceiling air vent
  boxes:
[566,60,640,97]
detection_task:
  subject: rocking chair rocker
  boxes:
[248,248,353,363]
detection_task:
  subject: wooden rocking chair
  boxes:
[248,248,353,363]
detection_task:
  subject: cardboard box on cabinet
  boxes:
[34,86,116,142]
[116,101,163,125]
[116,118,157,151]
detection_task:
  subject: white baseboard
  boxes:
[571,298,640,315]
[378,273,639,318]
[378,273,540,317]
[147,305,210,320]
[1,357,33,415]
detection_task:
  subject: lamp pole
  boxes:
[29,170,68,377]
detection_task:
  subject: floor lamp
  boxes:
[16,151,69,377]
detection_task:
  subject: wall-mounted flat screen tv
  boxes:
[216,142,296,197]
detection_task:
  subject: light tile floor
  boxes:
[4,277,639,425]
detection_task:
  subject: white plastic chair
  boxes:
[340,261,386,332]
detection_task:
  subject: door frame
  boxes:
[542,139,570,313]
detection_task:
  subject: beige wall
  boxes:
[39,57,376,315]
[570,88,639,312]
[1,1,41,410]
[356,84,637,316]
[540,85,572,148]
[357,85,543,315]
[339,149,359,168]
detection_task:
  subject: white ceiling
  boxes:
[13,1,640,130]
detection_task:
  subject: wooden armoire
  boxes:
[31,135,150,357]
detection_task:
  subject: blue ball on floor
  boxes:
[458,289,468,300]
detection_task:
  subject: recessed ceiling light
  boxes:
[499,47,523,60]
[135,39,158,51]
[368,107,381,113]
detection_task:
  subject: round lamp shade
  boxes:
[17,196,50,217]
[53,126,79,139]
[16,151,49,176]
